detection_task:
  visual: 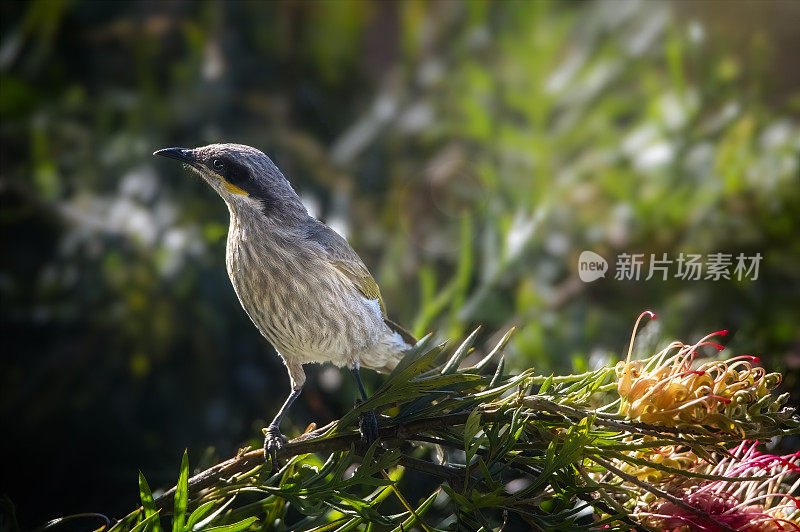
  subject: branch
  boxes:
[152,412,472,511]
[150,399,774,513]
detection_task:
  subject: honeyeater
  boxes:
[154,143,415,464]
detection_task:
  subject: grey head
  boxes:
[154,143,307,221]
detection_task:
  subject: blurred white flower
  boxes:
[688,20,705,43]
[634,142,674,171]
[203,40,225,81]
[319,366,343,393]
[119,166,159,202]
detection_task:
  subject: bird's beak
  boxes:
[153,147,197,166]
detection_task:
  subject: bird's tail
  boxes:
[360,318,417,374]
[384,318,417,347]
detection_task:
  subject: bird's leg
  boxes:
[264,362,305,470]
[350,362,379,447]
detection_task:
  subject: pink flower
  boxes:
[641,442,800,531]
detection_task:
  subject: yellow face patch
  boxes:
[214,173,249,195]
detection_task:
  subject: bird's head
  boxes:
[154,143,306,220]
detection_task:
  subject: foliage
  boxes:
[107,315,799,531]
[1,0,799,528]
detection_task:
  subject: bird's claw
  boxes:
[355,401,379,448]
[360,410,379,446]
[263,425,287,471]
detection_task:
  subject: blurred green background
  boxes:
[1,0,799,528]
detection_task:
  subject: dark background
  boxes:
[1,0,799,528]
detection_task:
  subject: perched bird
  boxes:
[154,143,415,464]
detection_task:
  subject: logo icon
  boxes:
[578,251,608,282]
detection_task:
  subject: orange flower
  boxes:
[615,312,787,433]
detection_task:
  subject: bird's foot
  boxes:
[355,400,379,448]
[262,425,288,471]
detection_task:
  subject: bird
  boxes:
[154,143,416,466]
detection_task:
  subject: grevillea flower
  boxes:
[614,312,789,433]
[639,441,800,531]
[616,441,702,485]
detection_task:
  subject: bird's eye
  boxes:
[212,159,224,170]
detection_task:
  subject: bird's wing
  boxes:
[332,260,387,316]
[303,219,387,315]
[303,219,417,345]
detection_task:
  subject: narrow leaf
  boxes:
[131,512,161,532]
[172,450,189,532]
[202,516,258,532]
[387,488,439,532]
[185,500,217,530]
[539,374,554,394]
[464,409,482,450]
[190,496,238,531]
[441,326,481,374]
[138,472,162,532]
[489,355,505,387]
[474,327,515,372]
[383,334,435,382]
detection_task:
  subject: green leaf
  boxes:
[384,341,445,387]
[410,373,482,387]
[388,488,439,532]
[464,408,483,467]
[441,484,472,510]
[189,496,240,530]
[337,344,453,430]
[441,326,480,374]
[185,500,217,530]
[383,334,436,383]
[495,408,526,460]
[138,471,162,532]
[131,512,162,532]
[202,516,258,532]
[464,409,482,450]
[539,374,554,394]
[474,327,515,372]
[331,516,364,532]
[173,450,189,532]
[303,517,352,532]
[476,457,498,489]
[489,355,505,387]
